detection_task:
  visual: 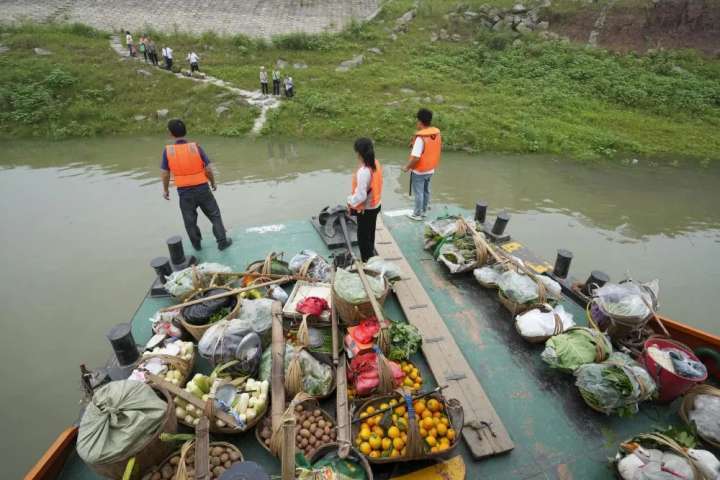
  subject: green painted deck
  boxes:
[58,206,688,480]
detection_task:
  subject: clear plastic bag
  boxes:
[198,319,262,376]
[473,265,504,286]
[689,394,720,443]
[574,352,656,416]
[595,282,655,319]
[163,263,232,298]
[424,217,464,251]
[515,305,575,338]
[438,242,476,274]
[364,256,402,282]
[289,250,332,283]
[334,267,385,304]
[497,271,539,304]
[284,344,333,397]
[235,298,274,347]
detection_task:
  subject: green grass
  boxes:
[1,0,719,161]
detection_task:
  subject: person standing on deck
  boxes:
[125,31,134,57]
[161,119,232,251]
[187,51,200,72]
[165,46,174,70]
[260,66,269,95]
[403,108,441,221]
[147,39,158,66]
[347,138,383,263]
[272,67,281,96]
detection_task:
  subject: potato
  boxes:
[161,464,174,479]
[322,434,330,442]
[313,409,321,417]
[169,456,180,466]
[324,425,331,435]
[299,438,308,448]
[151,472,162,480]
[302,420,311,429]
[211,446,224,457]
[224,460,232,469]
[210,456,221,466]
[219,452,229,463]
[295,404,304,413]
[308,436,317,445]
[229,451,241,461]
[314,429,323,439]
[299,428,311,438]
[317,419,326,428]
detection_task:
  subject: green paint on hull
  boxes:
[58,207,688,480]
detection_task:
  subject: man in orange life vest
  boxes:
[161,119,232,251]
[402,108,442,221]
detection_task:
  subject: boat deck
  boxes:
[58,207,688,480]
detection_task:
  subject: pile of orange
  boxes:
[400,360,423,392]
[354,396,456,459]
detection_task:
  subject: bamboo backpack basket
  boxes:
[679,384,720,449]
[332,268,390,326]
[255,392,337,459]
[498,273,548,317]
[179,287,241,342]
[615,433,705,480]
[88,386,178,479]
[149,441,243,480]
[138,349,196,387]
[351,391,464,464]
[514,303,565,344]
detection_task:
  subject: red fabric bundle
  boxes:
[296,296,329,316]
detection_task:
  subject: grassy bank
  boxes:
[1,0,720,161]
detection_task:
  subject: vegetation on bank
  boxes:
[1,0,719,161]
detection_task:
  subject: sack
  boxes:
[164,263,232,298]
[235,298,274,347]
[198,319,262,376]
[77,380,167,464]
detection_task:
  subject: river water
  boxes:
[1,136,719,476]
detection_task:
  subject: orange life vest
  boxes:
[165,142,208,188]
[350,161,383,212]
[411,127,442,173]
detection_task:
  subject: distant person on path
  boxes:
[147,39,158,66]
[403,108,442,221]
[139,35,148,63]
[161,119,232,251]
[260,66,269,95]
[347,138,383,262]
[125,31,134,57]
[187,51,200,72]
[272,67,281,95]
[165,46,174,70]
[284,75,294,98]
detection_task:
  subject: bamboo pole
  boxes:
[333,297,351,458]
[281,417,296,480]
[270,301,285,444]
[355,260,388,327]
[159,277,292,312]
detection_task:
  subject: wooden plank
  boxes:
[24,426,78,480]
[271,301,285,436]
[374,218,514,459]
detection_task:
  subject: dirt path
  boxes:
[110,35,280,134]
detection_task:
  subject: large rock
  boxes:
[367,47,383,55]
[430,32,439,42]
[215,105,230,116]
[335,54,364,72]
[395,10,416,30]
[515,22,533,34]
[156,109,169,119]
[536,21,549,31]
[512,3,527,14]
[136,69,152,76]
[293,62,308,69]
[463,11,479,20]
[34,47,52,55]
[434,95,445,104]
[134,115,147,121]
[276,59,288,69]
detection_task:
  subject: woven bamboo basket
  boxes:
[351,391,464,464]
[246,252,291,278]
[332,270,389,326]
[255,393,337,458]
[614,433,703,479]
[284,346,337,400]
[148,441,243,480]
[179,287,241,342]
[177,385,268,435]
[588,298,653,342]
[514,304,565,344]
[547,326,612,374]
[679,384,720,449]
[139,348,196,387]
[309,443,374,480]
[88,386,178,479]
[498,269,548,317]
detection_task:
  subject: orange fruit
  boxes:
[440,417,449,426]
[401,432,408,442]
[421,417,434,430]
[432,417,440,426]
[381,438,392,451]
[440,437,450,447]
[394,405,406,416]
[360,422,369,432]
[430,446,439,454]
[447,429,456,441]
[360,428,371,441]
[373,426,384,437]
[438,442,449,452]
[369,450,381,458]
[387,426,400,439]
[379,403,389,410]
[396,418,408,432]
[421,410,432,420]
[366,406,376,415]
[414,401,426,415]
[390,449,401,458]
[389,399,398,407]
[419,427,428,438]
[393,437,405,451]
[427,399,441,413]
[359,412,368,419]
[426,436,437,447]
[369,435,382,450]
[436,423,448,437]
[433,411,442,418]
[360,442,371,455]
[413,382,421,390]
[429,428,438,439]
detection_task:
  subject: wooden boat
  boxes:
[26,207,720,480]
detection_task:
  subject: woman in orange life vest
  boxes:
[347,138,383,262]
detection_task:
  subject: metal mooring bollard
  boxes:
[553,249,573,278]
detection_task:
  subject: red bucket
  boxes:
[642,338,707,403]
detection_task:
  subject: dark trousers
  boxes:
[149,52,158,65]
[178,185,227,247]
[285,87,294,98]
[261,82,269,94]
[191,62,199,72]
[272,80,280,95]
[356,206,381,262]
[167,58,173,70]
[142,50,147,62]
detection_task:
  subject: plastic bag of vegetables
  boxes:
[542,327,612,373]
[164,263,232,298]
[574,352,657,416]
[284,344,334,398]
[423,216,464,251]
[198,319,262,377]
[333,267,385,304]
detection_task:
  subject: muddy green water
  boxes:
[1,136,719,476]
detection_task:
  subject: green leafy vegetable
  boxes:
[388,322,422,361]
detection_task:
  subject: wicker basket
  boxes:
[332,270,389,326]
[148,441,243,480]
[139,347,196,387]
[255,394,337,458]
[351,392,464,463]
[309,443,374,480]
[179,287,241,342]
[177,383,268,435]
[679,384,720,449]
[514,304,564,344]
[588,298,652,342]
[88,386,178,479]
[614,433,702,479]
[282,280,332,325]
